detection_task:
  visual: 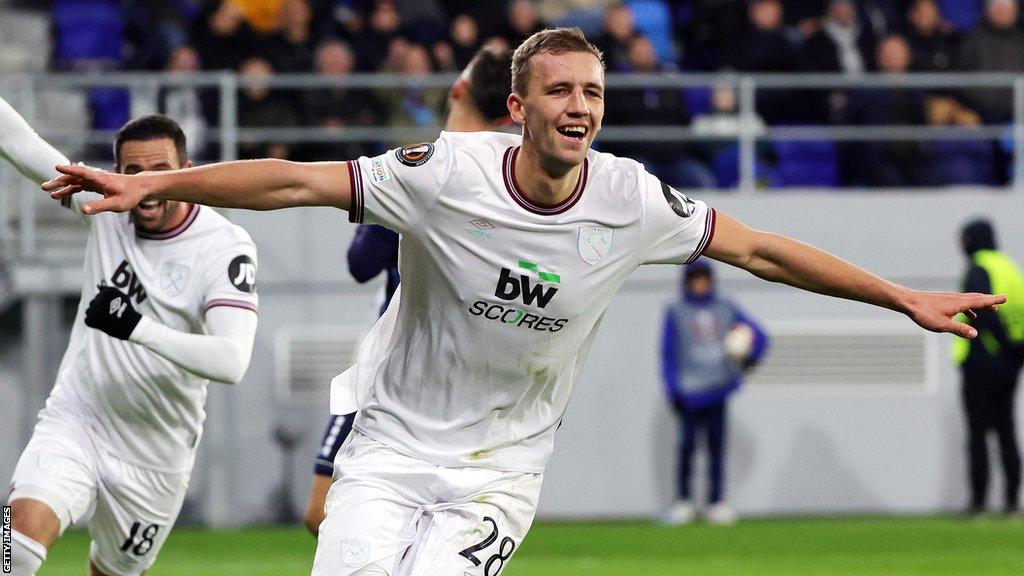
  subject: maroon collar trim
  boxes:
[501,146,588,216]
[135,204,200,240]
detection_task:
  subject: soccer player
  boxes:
[302,45,516,536]
[1,102,259,576]
[44,28,1004,576]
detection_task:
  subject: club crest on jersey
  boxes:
[578,226,613,265]
[396,142,434,167]
[340,539,370,568]
[661,182,696,218]
[160,262,190,296]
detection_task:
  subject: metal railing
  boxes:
[2,71,1024,259]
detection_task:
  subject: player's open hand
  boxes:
[905,290,1006,338]
[42,164,145,214]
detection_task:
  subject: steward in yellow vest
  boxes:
[953,219,1022,515]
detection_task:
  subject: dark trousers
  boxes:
[962,369,1021,510]
[677,403,726,504]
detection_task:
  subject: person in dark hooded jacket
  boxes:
[953,219,1024,515]
[660,259,768,525]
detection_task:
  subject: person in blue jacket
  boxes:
[661,259,767,525]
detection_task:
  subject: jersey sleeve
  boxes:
[638,169,716,265]
[345,136,454,234]
[199,234,259,314]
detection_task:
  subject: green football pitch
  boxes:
[39,516,1022,576]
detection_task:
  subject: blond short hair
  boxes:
[511,27,604,95]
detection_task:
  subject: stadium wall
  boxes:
[4,189,1024,522]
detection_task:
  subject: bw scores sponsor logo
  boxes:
[469,260,569,332]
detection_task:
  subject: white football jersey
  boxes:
[47,195,258,471]
[334,131,715,473]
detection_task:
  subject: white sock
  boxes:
[10,529,47,576]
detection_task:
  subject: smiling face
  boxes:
[509,50,605,175]
[118,138,191,233]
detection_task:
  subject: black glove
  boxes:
[85,287,142,340]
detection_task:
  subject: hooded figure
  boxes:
[660,259,767,525]
[954,218,1024,515]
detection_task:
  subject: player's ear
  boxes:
[507,93,525,125]
[450,77,468,102]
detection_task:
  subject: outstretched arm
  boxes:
[130,306,257,384]
[86,287,257,384]
[0,96,70,185]
[705,211,1005,338]
[43,158,352,214]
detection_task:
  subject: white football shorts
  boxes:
[312,431,543,576]
[9,404,189,576]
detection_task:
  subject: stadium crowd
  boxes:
[10,0,1024,188]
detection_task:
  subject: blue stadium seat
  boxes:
[936,0,983,33]
[927,139,996,185]
[684,88,713,117]
[712,144,779,189]
[626,0,677,63]
[772,139,839,187]
[88,88,130,132]
[53,0,126,67]
[53,1,129,131]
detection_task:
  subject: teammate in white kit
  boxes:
[45,29,1005,576]
[1,104,259,576]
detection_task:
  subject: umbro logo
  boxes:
[467,218,495,239]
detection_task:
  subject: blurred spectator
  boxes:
[390,0,448,45]
[801,0,877,74]
[905,0,959,72]
[595,3,639,72]
[380,43,445,137]
[536,0,617,34]
[729,0,796,72]
[604,35,714,188]
[728,0,800,124]
[956,0,1024,123]
[680,0,746,70]
[261,0,317,72]
[124,0,191,70]
[160,45,209,159]
[191,0,257,71]
[233,0,286,33]
[799,0,878,123]
[237,57,301,159]
[691,86,771,188]
[301,40,387,161]
[922,97,995,185]
[842,35,929,186]
[446,14,482,69]
[782,0,828,37]
[352,0,404,71]
[504,0,545,47]
[439,0,509,39]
